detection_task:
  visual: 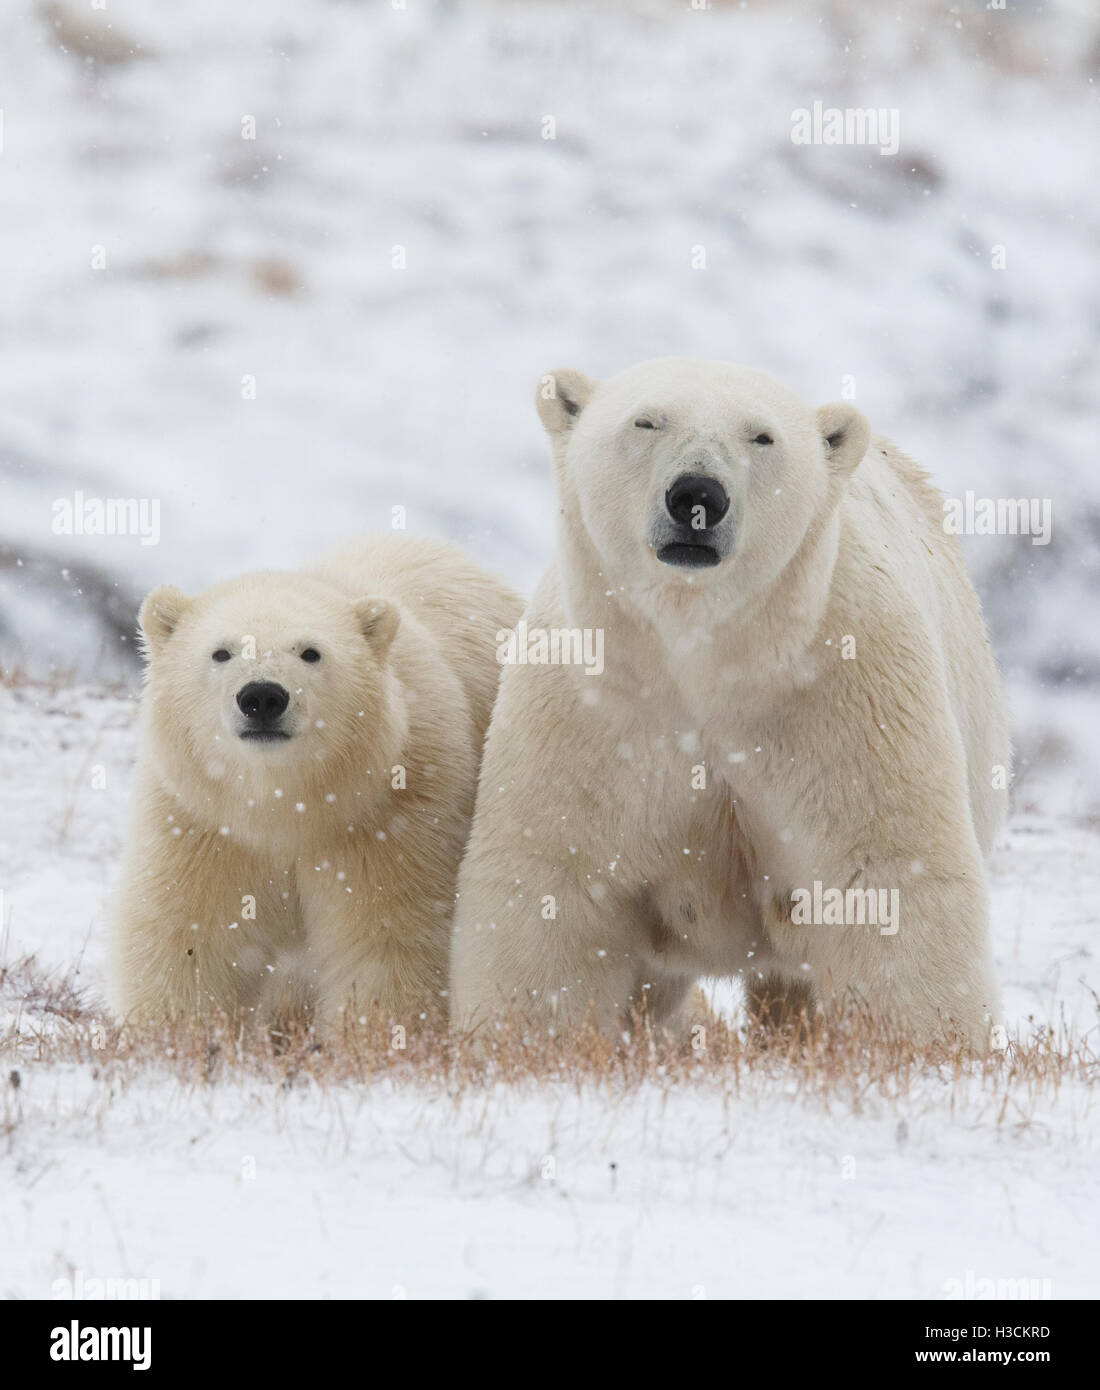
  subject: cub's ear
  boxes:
[817,403,870,476]
[535,368,596,437]
[355,598,400,657]
[138,585,192,659]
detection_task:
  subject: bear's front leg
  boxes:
[450,654,739,1046]
[450,826,657,1045]
[716,649,1003,1051]
[112,783,297,1024]
[766,852,1000,1050]
[299,845,451,1037]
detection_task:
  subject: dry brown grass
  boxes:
[2,954,1096,1120]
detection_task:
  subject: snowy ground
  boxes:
[1,684,1097,1300]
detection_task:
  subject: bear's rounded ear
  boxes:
[817,403,870,477]
[535,368,595,438]
[138,585,192,659]
[355,598,400,658]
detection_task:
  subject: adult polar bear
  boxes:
[452,358,1009,1048]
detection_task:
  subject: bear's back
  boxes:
[311,535,523,746]
[842,439,1010,854]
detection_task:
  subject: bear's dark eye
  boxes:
[300,648,321,663]
[634,417,657,430]
[212,649,231,663]
[753,433,774,446]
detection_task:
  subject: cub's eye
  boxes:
[300,648,321,663]
[634,417,657,430]
[212,649,231,663]
[753,433,774,446]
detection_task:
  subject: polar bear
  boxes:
[451,358,1009,1049]
[113,535,521,1035]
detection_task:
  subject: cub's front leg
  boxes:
[301,828,455,1037]
[303,685,481,1037]
[112,781,299,1024]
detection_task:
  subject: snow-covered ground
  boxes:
[5,1056,1094,1300]
[1,684,1097,1299]
[0,1,1097,1300]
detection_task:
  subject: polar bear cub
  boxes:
[113,535,521,1034]
[451,358,1009,1049]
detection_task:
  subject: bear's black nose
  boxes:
[236,681,290,722]
[666,474,730,530]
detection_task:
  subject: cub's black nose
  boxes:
[236,681,289,722]
[665,474,730,531]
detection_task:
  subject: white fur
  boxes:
[113,535,521,1034]
[451,359,1009,1048]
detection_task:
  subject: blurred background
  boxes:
[0,0,1096,812]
